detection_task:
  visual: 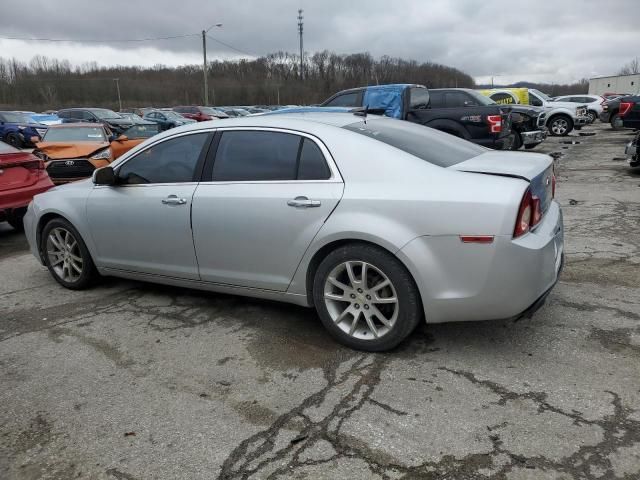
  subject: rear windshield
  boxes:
[343,119,485,167]
[43,127,107,142]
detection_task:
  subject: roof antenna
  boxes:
[351,104,369,124]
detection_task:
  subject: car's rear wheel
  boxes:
[5,133,23,148]
[611,113,624,130]
[548,115,573,136]
[6,208,26,231]
[41,218,97,289]
[313,243,421,352]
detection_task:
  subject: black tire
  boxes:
[5,132,23,148]
[511,132,522,150]
[312,243,421,352]
[6,208,26,231]
[41,218,98,290]
[587,111,597,123]
[548,114,574,136]
[610,113,624,131]
[524,143,538,150]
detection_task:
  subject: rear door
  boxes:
[192,128,343,291]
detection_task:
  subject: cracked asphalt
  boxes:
[1,122,639,479]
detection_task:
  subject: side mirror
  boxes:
[93,166,116,185]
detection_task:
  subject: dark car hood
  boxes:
[6,122,47,129]
[104,118,134,127]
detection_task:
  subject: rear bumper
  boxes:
[398,201,564,324]
[0,175,54,213]
[476,135,514,150]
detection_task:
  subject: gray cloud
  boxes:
[1,0,638,83]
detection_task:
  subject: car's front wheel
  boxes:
[41,218,97,289]
[611,113,624,130]
[548,115,573,136]
[313,243,421,352]
[5,133,23,148]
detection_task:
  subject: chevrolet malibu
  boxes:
[24,113,563,351]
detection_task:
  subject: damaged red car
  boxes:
[0,140,54,230]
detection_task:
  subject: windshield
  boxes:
[43,127,107,142]
[344,119,485,168]
[91,109,122,120]
[163,111,183,120]
[530,89,551,101]
[0,112,34,123]
[120,113,143,121]
[200,107,219,115]
[123,124,159,138]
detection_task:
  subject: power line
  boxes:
[0,33,199,43]
[205,35,255,57]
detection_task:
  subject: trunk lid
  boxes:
[0,151,43,191]
[450,151,554,213]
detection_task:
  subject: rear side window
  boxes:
[213,131,300,181]
[298,139,331,180]
[343,119,485,168]
[409,88,430,109]
[118,133,209,184]
[211,131,332,181]
[323,92,361,107]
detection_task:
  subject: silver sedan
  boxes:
[24,113,563,351]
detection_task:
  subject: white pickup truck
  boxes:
[479,88,590,136]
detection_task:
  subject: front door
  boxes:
[192,129,343,291]
[86,132,211,279]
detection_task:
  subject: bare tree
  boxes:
[618,58,640,75]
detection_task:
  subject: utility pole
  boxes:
[202,30,208,106]
[202,23,223,106]
[298,9,304,80]
[114,78,122,111]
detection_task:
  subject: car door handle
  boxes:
[287,196,321,208]
[162,195,187,205]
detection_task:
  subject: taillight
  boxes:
[487,115,502,133]
[619,101,634,117]
[514,189,533,238]
[531,197,542,226]
[24,160,45,172]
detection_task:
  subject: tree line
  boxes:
[0,52,593,112]
[0,52,475,111]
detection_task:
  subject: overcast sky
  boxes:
[1,0,638,84]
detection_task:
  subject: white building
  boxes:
[589,74,640,96]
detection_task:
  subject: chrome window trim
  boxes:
[200,126,343,184]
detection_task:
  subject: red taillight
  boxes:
[24,160,45,171]
[514,189,533,238]
[487,115,502,133]
[531,196,542,226]
[619,101,634,117]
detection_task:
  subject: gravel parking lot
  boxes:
[1,122,639,479]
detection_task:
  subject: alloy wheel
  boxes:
[46,227,84,283]
[323,260,399,340]
[551,118,568,135]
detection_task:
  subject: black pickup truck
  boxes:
[320,83,514,149]
[620,95,640,130]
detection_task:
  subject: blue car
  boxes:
[0,111,48,148]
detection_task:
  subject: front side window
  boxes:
[323,92,361,107]
[117,133,209,184]
[212,131,301,181]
